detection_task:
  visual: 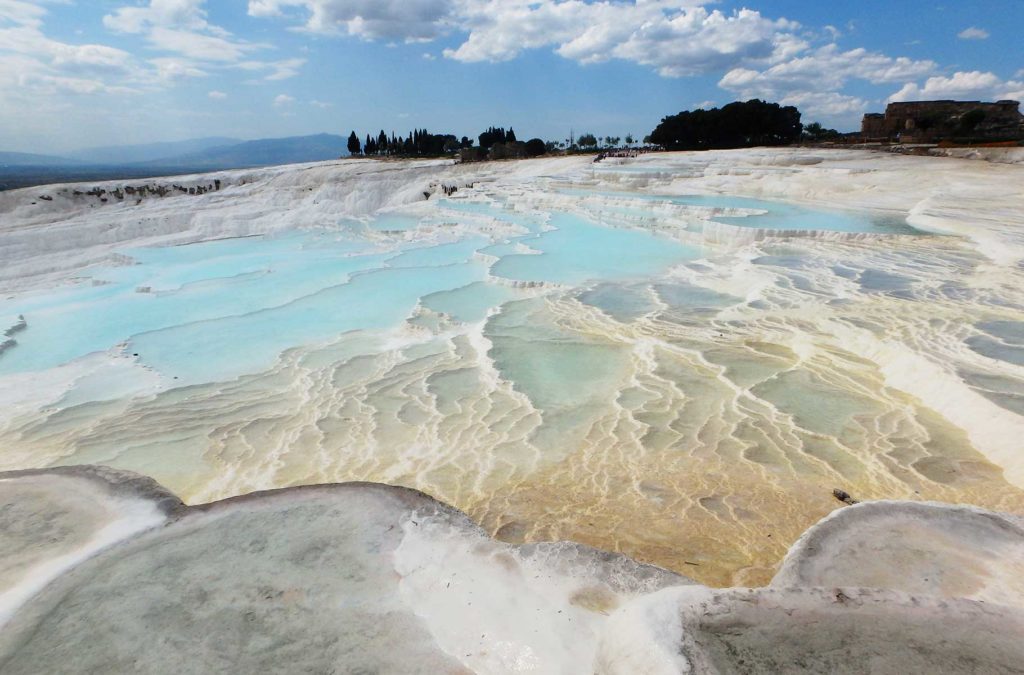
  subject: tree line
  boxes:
[345,126,552,160]
[343,100,820,160]
[648,100,803,150]
[347,129,469,157]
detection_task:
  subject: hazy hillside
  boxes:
[137,133,350,169]
[0,133,352,190]
[0,151,85,167]
[66,137,241,165]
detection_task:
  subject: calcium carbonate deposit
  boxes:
[2,466,1023,674]
[2,148,1024,593]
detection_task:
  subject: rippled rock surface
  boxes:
[2,150,1024,587]
[2,466,1024,674]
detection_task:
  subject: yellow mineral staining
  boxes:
[4,151,1024,588]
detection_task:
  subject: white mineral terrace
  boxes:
[1,466,1023,674]
[1,148,1023,596]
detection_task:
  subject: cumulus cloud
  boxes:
[449,3,799,77]
[248,0,453,41]
[208,89,227,99]
[273,93,295,106]
[247,0,944,127]
[957,27,989,40]
[101,1,307,84]
[247,1,799,75]
[725,44,934,90]
[104,0,261,62]
[149,56,207,80]
[888,71,1015,102]
[0,0,146,100]
[718,44,935,120]
[104,0,215,35]
[236,57,307,83]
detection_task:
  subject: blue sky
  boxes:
[1,0,1021,153]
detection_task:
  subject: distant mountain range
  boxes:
[0,151,87,167]
[134,133,351,169]
[65,137,242,165]
[0,134,353,190]
[0,134,350,170]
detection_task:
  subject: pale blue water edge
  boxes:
[0,190,910,386]
[557,188,918,235]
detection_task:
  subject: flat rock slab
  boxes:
[771,500,1024,607]
[598,585,1024,675]
[0,472,686,674]
[0,465,181,624]
[5,466,1024,674]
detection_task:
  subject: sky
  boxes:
[1,0,1022,154]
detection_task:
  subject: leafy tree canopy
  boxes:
[525,138,546,157]
[802,122,841,142]
[649,100,802,151]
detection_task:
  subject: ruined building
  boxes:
[861,100,1024,143]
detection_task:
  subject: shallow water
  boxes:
[2,156,1023,587]
[557,187,918,234]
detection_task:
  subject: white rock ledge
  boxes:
[1,466,1023,674]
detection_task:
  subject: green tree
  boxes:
[802,122,840,142]
[347,131,361,155]
[577,133,598,149]
[649,100,802,150]
[525,138,546,156]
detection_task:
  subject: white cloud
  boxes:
[422,52,436,60]
[273,93,295,106]
[888,71,1009,102]
[248,0,453,41]
[104,1,261,62]
[779,91,868,117]
[149,56,207,80]
[445,4,799,77]
[720,44,935,93]
[248,1,801,76]
[101,0,309,91]
[208,89,227,99]
[310,99,333,107]
[247,0,943,129]
[104,0,213,34]
[236,57,306,83]
[146,27,257,62]
[957,27,989,40]
[264,57,306,80]
[0,1,148,105]
[0,0,48,28]
[718,44,935,122]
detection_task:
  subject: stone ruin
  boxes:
[861,99,1024,143]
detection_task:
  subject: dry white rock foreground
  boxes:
[1,466,1022,674]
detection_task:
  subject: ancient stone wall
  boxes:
[861,100,1023,142]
